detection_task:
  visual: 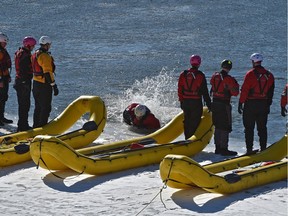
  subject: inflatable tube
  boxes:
[0,95,106,167]
[159,135,287,193]
[29,108,214,174]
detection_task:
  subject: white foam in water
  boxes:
[106,68,181,125]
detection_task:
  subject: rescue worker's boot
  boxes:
[219,148,237,156]
[245,144,254,155]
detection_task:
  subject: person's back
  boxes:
[210,59,239,156]
[178,54,211,140]
[238,53,274,154]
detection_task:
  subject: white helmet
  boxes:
[134,105,147,117]
[250,53,263,62]
[0,32,9,43]
[39,36,52,45]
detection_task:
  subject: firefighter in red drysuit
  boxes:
[14,36,37,131]
[178,54,211,140]
[123,103,160,129]
[238,53,274,154]
[0,32,13,126]
[210,59,239,156]
[280,84,287,117]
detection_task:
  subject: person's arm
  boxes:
[201,75,211,110]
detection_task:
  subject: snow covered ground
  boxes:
[0,126,287,216]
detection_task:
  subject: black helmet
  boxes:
[221,59,232,70]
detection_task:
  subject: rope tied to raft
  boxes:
[135,158,175,216]
[36,139,85,179]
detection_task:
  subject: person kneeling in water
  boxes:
[123,103,160,130]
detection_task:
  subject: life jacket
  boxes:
[181,69,203,99]
[14,47,33,80]
[248,69,272,99]
[31,48,55,77]
[31,49,44,77]
[0,46,11,77]
[211,71,230,100]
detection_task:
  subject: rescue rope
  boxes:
[135,158,174,216]
[36,139,85,179]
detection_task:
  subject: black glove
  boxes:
[238,103,243,114]
[53,84,59,96]
[281,107,287,117]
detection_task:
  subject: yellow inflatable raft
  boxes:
[29,108,214,175]
[160,135,287,194]
[0,95,107,167]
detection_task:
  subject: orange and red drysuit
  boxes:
[122,103,160,129]
[178,68,211,139]
[239,65,274,152]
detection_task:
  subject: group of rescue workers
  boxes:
[0,33,58,132]
[0,32,287,156]
[124,54,287,156]
[178,54,287,156]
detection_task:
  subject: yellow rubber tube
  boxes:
[0,95,107,167]
[29,108,214,174]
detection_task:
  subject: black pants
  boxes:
[243,100,269,151]
[0,77,10,120]
[181,99,203,140]
[32,81,52,128]
[15,80,32,130]
[211,100,232,149]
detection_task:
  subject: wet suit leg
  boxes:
[243,103,255,152]
[212,100,232,152]
[256,103,269,151]
[182,99,203,140]
[16,81,31,130]
[32,81,52,128]
[0,79,9,123]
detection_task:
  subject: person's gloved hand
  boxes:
[281,107,287,117]
[238,103,243,114]
[53,84,59,96]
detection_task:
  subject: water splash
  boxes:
[106,67,182,124]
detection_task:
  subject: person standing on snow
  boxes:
[280,84,287,117]
[14,36,37,131]
[123,103,160,130]
[31,36,59,128]
[238,53,274,154]
[178,54,211,140]
[210,59,239,156]
[0,32,13,126]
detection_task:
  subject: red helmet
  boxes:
[23,36,36,47]
[190,55,201,67]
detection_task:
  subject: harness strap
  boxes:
[254,69,269,95]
